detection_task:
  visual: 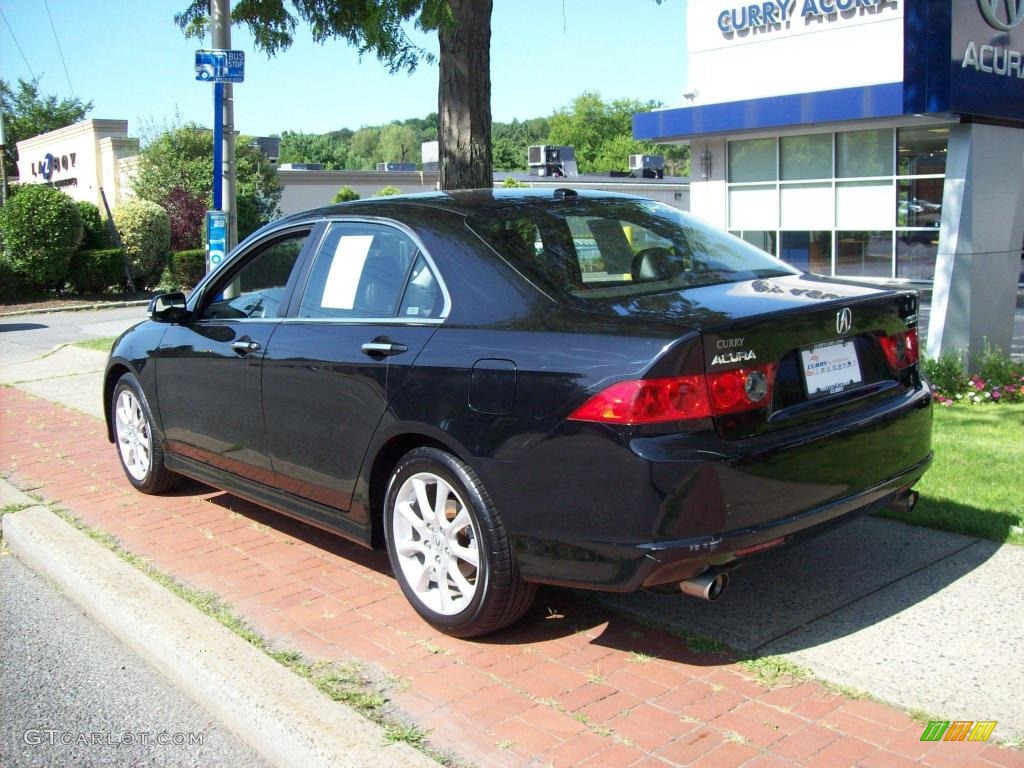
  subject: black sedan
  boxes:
[104,190,932,637]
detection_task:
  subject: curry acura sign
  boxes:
[716,0,897,36]
[948,0,1024,120]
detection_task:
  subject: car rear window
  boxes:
[465,198,795,301]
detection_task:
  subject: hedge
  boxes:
[77,201,111,250]
[171,249,207,289]
[68,248,127,294]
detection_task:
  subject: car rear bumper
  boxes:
[497,383,933,591]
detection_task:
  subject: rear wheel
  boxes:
[384,447,536,637]
[112,373,181,494]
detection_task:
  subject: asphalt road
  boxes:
[0,549,271,768]
[0,306,148,365]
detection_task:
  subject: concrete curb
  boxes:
[0,299,151,318]
[0,499,437,768]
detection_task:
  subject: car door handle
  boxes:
[361,340,408,358]
[231,339,261,355]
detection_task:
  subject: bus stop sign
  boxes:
[195,49,245,83]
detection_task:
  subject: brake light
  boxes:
[569,364,777,425]
[568,376,712,424]
[879,329,919,371]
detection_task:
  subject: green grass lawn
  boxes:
[73,337,117,352]
[876,403,1024,546]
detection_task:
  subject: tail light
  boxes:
[569,364,777,425]
[879,329,919,371]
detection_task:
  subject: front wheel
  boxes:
[112,373,181,494]
[384,447,536,637]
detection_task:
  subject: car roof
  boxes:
[270,188,648,228]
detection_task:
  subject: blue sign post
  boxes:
[196,49,245,272]
[206,211,228,273]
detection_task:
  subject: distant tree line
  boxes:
[277,92,690,176]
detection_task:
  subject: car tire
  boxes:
[384,447,536,637]
[111,373,181,494]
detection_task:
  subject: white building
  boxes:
[14,119,139,211]
[634,0,1024,361]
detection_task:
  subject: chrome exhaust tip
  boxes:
[888,489,920,514]
[679,570,729,601]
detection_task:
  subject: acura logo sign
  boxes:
[836,307,853,336]
[979,0,1024,30]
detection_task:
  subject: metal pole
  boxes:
[211,0,237,250]
[213,82,223,211]
[0,103,8,206]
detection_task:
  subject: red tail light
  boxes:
[879,329,919,371]
[569,364,777,425]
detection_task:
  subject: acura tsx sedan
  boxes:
[105,189,932,637]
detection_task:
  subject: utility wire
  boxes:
[42,0,75,97]
[0,6,37,81]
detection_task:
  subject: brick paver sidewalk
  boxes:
[2,387,1019,768]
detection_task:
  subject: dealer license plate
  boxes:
[801,340,862,398]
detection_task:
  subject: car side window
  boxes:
[201,231,309,320]
[298,223,434,319]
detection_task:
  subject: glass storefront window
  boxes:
[728,138,777,182]
[836,129,893,178]
[780,231,831,274]
[897,127,949,176]
[837,231,893,278]
[780,134,831,180]
[896,178,943,228]
[896,232,939,280]
[728,185,778,229]
[731,230,777,256]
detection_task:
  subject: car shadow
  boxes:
[177,479,999,664]
[0,323,48,333]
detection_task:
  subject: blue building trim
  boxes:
[633,82,905,142]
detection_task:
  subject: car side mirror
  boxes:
[148,292,189,323]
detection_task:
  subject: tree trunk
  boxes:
[438,0,492,190]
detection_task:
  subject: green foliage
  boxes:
[501,177,527,188]
[331,185,361,203]
[68,248,126,293]
[77,201,110,250]
[350,126,384,169]
[492,117,550,170]
[0,78,92,179]
[112,200,171,287]
[0,184,83,290]
[547,91,689,174]
[131,122,281,236]
[170,248,207,289]
[278,130,352,169]
[922,353,969,397]
[378,123,419,164]
[374,185,403,197]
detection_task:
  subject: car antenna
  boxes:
[553,188,578,200]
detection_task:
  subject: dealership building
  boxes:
[634,0,1024,359]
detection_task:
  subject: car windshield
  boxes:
[465,198,796,301]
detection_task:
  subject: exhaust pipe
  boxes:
[888,489,920,514]
[679,570,729,601]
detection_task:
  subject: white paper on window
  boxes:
[320,235,374,309]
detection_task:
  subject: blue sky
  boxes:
[1,1,687,139]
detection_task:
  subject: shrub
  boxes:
[112,200,171,288]
[374,185,402,197]
[68,248,126,294]
[501,177,527,188]
[0,184,83,289]
[332,185,360,203]
[77,201,110,250]
[171,248,207,289]
[0,256,27,302]
[163,187,206,252]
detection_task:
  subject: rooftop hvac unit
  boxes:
[278,162,324,171]
[527,145,578,177]
[377,162,417,172]
[628,154,665,179]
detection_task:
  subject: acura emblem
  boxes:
[979,0,1024,30]
[836,307,853,335]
